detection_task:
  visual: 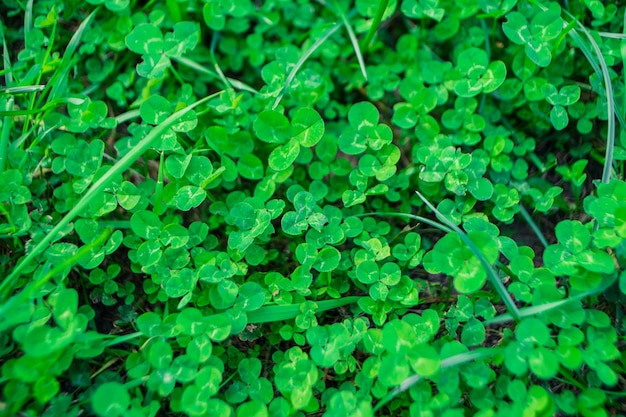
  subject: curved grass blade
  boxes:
[328,2,367,80]
[373,347,501,412]
[416,191,521,321]
[173,56,259,94]
[564,11,616,184]
[360,0,391,52]
[38,8,99,105]
[272,21,342,110]
[0,227,111,321]
[246,296,362,324]
[0,24,13,176]
[356,211,453,234]
[0,91,222,300]
[485,274,616,325]
[518,204,549,249]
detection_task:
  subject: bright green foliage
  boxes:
[1,0,626,416]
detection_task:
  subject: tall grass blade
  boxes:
[272,22,342,110]
[331,4,367,80]
[373,348,500,412]
[0,25,13,175]
[0,92,222,300]
[485,274,616,325]
[416,191,521,321]
[246,296,362,324]
[40,9,99,104]
[172,56,259,94]
[360,0,390,52]
[0,227,112,319]
[564,11,616,184]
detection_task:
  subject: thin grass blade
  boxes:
[373,348,500,412]
[41,8,99,104]
[416,191,521,321]
[564,11,616,184]
[173,56,259,94]
[330,2,367,80]
[246,296,362,324]
[0,91,222,300]
[360,0,390,52]
[272,21,342,110]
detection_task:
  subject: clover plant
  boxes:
[1,1,626,416]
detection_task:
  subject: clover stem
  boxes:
[518,204,549,249]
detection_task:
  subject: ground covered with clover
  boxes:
[1,0,626,416]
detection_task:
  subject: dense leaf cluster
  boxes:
[1,0,625,416]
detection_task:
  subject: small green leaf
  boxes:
[292,108,324,147]
[140,95,172,125]
[125,23,163,55]
[268,139,300,171]
[254,110,291,143]
[92,382,130,417]
[131,210,162,240]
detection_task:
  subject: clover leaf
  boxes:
[339,102,393,155]
[423,231,499,293]
[502,3,564,67]
[125,22,199,78]
[447,47,507,98]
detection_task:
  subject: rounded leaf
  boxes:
[125,23,163,55]
[292,108,324,147]
[253,110,291,143]
[92,382,130,417]
[140,95,172,125]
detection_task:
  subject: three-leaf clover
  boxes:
[446,47,507,97]
[502,3,564,67]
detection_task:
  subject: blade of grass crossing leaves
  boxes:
[0,228,112,320]
[518,204,549,248]
[172,56,259,94]
[623,9,626,179]
[566,31,626,129]
[114,109,141,124]
[0,86,45,95]
[24,0,33,37]
[0,26,13,175]
[373,348,501,412]
[563,11,616,184]
[360,0,390,52]
[39,9,99,105]
[485,274,617,325]
[272,21,342,109]
[0,91,222,300]
[356,211,454,234]
[329,2,367,80]
[416,191,521,321]
[246,296,362,324]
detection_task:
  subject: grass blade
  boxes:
[485,274,616,325]
[518,204,549,249]
[39,8,99,105]
[373,347,500,412]
[172,56,259,94]
[328,2,367,80]
[0,24,13,176]
[0,227,112,319]
[360,0,390,52]
[416,191,521,321]
[246,296,362,324]
[272,21,342,110]
[0,91,222,300]
[564,12,616,184]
